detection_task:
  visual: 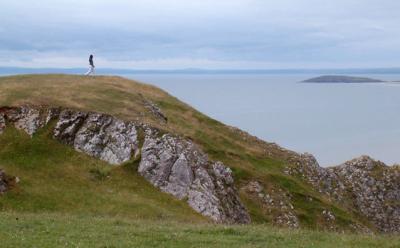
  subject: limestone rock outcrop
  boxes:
[139,128,250,224]
[0,169,17,194]
[141,96,168,123]
[0,106,250,224]
[243,181,299,228]
[334,157,400,233]
[2,105,399,231]
[0,106,58,136]
[54,110,139,165]
[0,112,5,134]
[286,154,400,233]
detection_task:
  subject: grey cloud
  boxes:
[1,0,400,68]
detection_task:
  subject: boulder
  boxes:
[139,128,251,224]
[0,169,17,194]
[54,110,139,165]
[0,112,5,134]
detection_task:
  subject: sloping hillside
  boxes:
[0,74,398,237]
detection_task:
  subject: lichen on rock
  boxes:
[286,154,400,233]
[139,128,251,224]
[1,106,59,136]
[54,111,139,165]
[243,181,299,228]
[0,106,250,224]
[0,169,18,194]
[0,112,5,134]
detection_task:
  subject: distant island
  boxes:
[302,75,385,83]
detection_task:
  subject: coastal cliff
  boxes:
[1,105,399,232]
[0,75,398,234]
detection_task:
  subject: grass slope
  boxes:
[0,74,364,227]
[0,74,396,246]
[1,212,399,248]
[0,125,204,222]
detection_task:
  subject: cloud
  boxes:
[0,0,400,69]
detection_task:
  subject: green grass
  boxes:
[0,74,391,243]
[0,126,205,222]
[0,212,399,248]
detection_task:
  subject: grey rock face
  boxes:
[142,98,168,123]
[287,154,400,233]
[8,107,41,136]
[54,110,88,145]
[1,106,59,136]
[285,153,347,201]
[54,110,139,165]
[0,106,249,224]
[0,112,5,134]
[0,169,16,194]
[333,156,400,233]
[243,181,299,228]
[0,170,8,194]
[139,128,251,224]
[209,162,251,223]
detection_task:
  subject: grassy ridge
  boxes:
[0,74,382,238]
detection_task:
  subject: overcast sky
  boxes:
[1,0,399,69]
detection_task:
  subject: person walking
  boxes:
[85,54,95,76]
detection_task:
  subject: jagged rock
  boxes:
[54,110,139,165]
[0,170,8,194]
[274,212,299,229]
[333,156,400,233]
[209,162,251,223]
[0,112,5,134]
[243,181,299,228]
[45,108,60,125]
[322,210,336,222]
[320,209,338,231]
[285,153,347,201]
[7,106,42,136]
[145,101,167,123]
[0,106,249,224]
[2,105,400,231]
[246,181,264,194]
[286,154,400,233]
[53,110,88,145]
[139,129,250,224]
[0,169,17,194]
[0,106,59,136]
[140,95,167,123]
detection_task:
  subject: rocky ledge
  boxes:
[0,106,250,224]
[139,128,249,223]
[0,169,18,194]
[2,105,399,232]
[286,154,400,233]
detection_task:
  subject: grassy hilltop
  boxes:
[0,74,399,247]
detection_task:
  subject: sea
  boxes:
[127,74,400,167]
[1,71,400,167]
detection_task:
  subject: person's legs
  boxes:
[85,66,95,76]
[85,67,92,75]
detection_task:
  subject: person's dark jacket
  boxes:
[89,56,94,67]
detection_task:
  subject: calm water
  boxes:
[1,72,399,166]
[126,74,400,166]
